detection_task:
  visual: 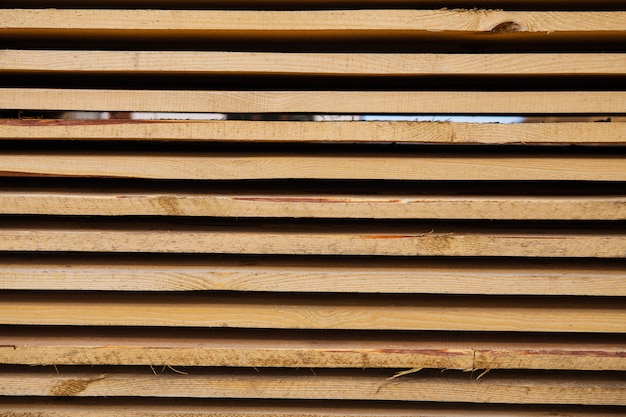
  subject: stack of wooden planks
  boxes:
[0,1,625,415]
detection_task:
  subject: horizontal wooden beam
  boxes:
[1,255,624,295]
[1,399,622,417]
[1,219,625,258]
[2,120,626,144]
[4,51,626,76]
[2,10,625,41]
[1,327,624,370]
[3,89,626,114]
[1,189,625,220]
[1,292,625,332]
[1,367,624,405]
[6,0,626,7]
[1,152,624,181]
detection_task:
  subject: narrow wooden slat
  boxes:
[0,367,624,405]
[6,0,626,7]
[0,292,624,332]
[1,254,625,296]
[2,10,625,41]
[4,51,626,76]
[3,89,626,114]
[1,219,625,258]
[2,120,626,144]
[0,327,474,370]
[1,327,624,370]
[1,399,623,417]
[0,152,624,181]
[1,189,625,219]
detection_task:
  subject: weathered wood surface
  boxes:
[1,152,624,181]
[1,327,624,370]
[3,89,626,113]
[6,0,626,6]
[2,10,625,41]
[1,219,624,258]
[1,399,623,417]
[3,120,626,144]
[1,254,624,295]
[0,190,626,220]
[4,51,626,76]
[1,367,624,405]
[1,292,624,332]
[1,188,624,219]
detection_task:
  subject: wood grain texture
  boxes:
[3,89,626,114]
[0,367,624,405]
[1,399,623,417]
[2,9,625,41]
[0,292,624,332]
[2,120,626,144]
[1,254,625,295]
[4,51,626,76]
[1,152,624,181]
[1,189,624,219]
[6,0,626,6]
[1,327,624,370]
[1,219,625,258]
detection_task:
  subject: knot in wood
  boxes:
[490,21,522,33]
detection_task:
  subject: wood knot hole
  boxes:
[491,21,522,33]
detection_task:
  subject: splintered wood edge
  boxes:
[1,328,624,370]
[2,89,626,114]
[2,120,626,144]
[3,51,626,76]
[0,368,624,405]
[0,292,625,332]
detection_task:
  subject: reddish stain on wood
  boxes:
[516,349,626,358]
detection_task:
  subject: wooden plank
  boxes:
[0,292,624,332]
[0,152,624,181]
[0,254,624,296]
[4,51,626,76]
[1,327,624,371]
[3,89,626,114]
[0,367,624,405]
[0,188,624,219]
[2,120,626,144]
[1,399,623,417]
[5,0,626,7]
[2,10,625,41]
[0,219,624,258]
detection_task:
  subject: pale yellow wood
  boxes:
[3,89,626,114]
[1,220,625,258]
[1,400,622,417]
[2,10,625,40]
[0,292,624,332]
[0,190,624,220]
[0,328,473,370]
[0,368,624,405]
[1,327,624,370]
[0,255,624,295]
[4,51,626,76]
[0,153,624,181]
[2,120,626,144]
[7,0,626,5]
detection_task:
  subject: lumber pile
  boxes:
[0,1,625,416]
